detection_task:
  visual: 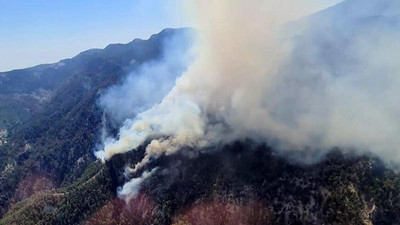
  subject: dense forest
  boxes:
[2,139,400,225]
[0,28,187,222]
[1,1,400,223]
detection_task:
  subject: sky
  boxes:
[0,0,342,72]
[0,0,190,72]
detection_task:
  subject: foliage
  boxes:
[0,162,113,225]
[1,28,400,225]
[0,28,184,218]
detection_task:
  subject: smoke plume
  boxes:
[96,0,400,196]
[99,29,197,123]
[94,29,197,161]
[117,169,157,202]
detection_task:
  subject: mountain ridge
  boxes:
[1,0,400,223]
[0,27,192,219]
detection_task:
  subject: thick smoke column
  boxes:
[97,0,343,167]
[97,0,400,186]
[95,29,198,161]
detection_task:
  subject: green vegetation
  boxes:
[0,28,187,222]
[1,162,113,225]
[2,138,400,225]
[1,28,400,224]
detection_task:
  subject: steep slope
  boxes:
[113,141,400,225]
[0,28,191,217]
[2,141,400,225]
[1,0,400,224]
[0,28,184,132]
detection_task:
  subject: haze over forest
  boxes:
[1,0,400,224]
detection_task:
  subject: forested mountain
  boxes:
[0,28,189,219]
[1,0,400,224]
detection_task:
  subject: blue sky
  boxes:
[0,0,190,72]
[0,0,343,72]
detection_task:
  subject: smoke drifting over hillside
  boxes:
[99,30,197,123]
[96,0,400,196]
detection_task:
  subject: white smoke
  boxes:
[268,0,400,159]
[97,0,400,196]
[94,29,198,161]
[97,0,344,163]
[99,29,197,123]
[117,169,157,201]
